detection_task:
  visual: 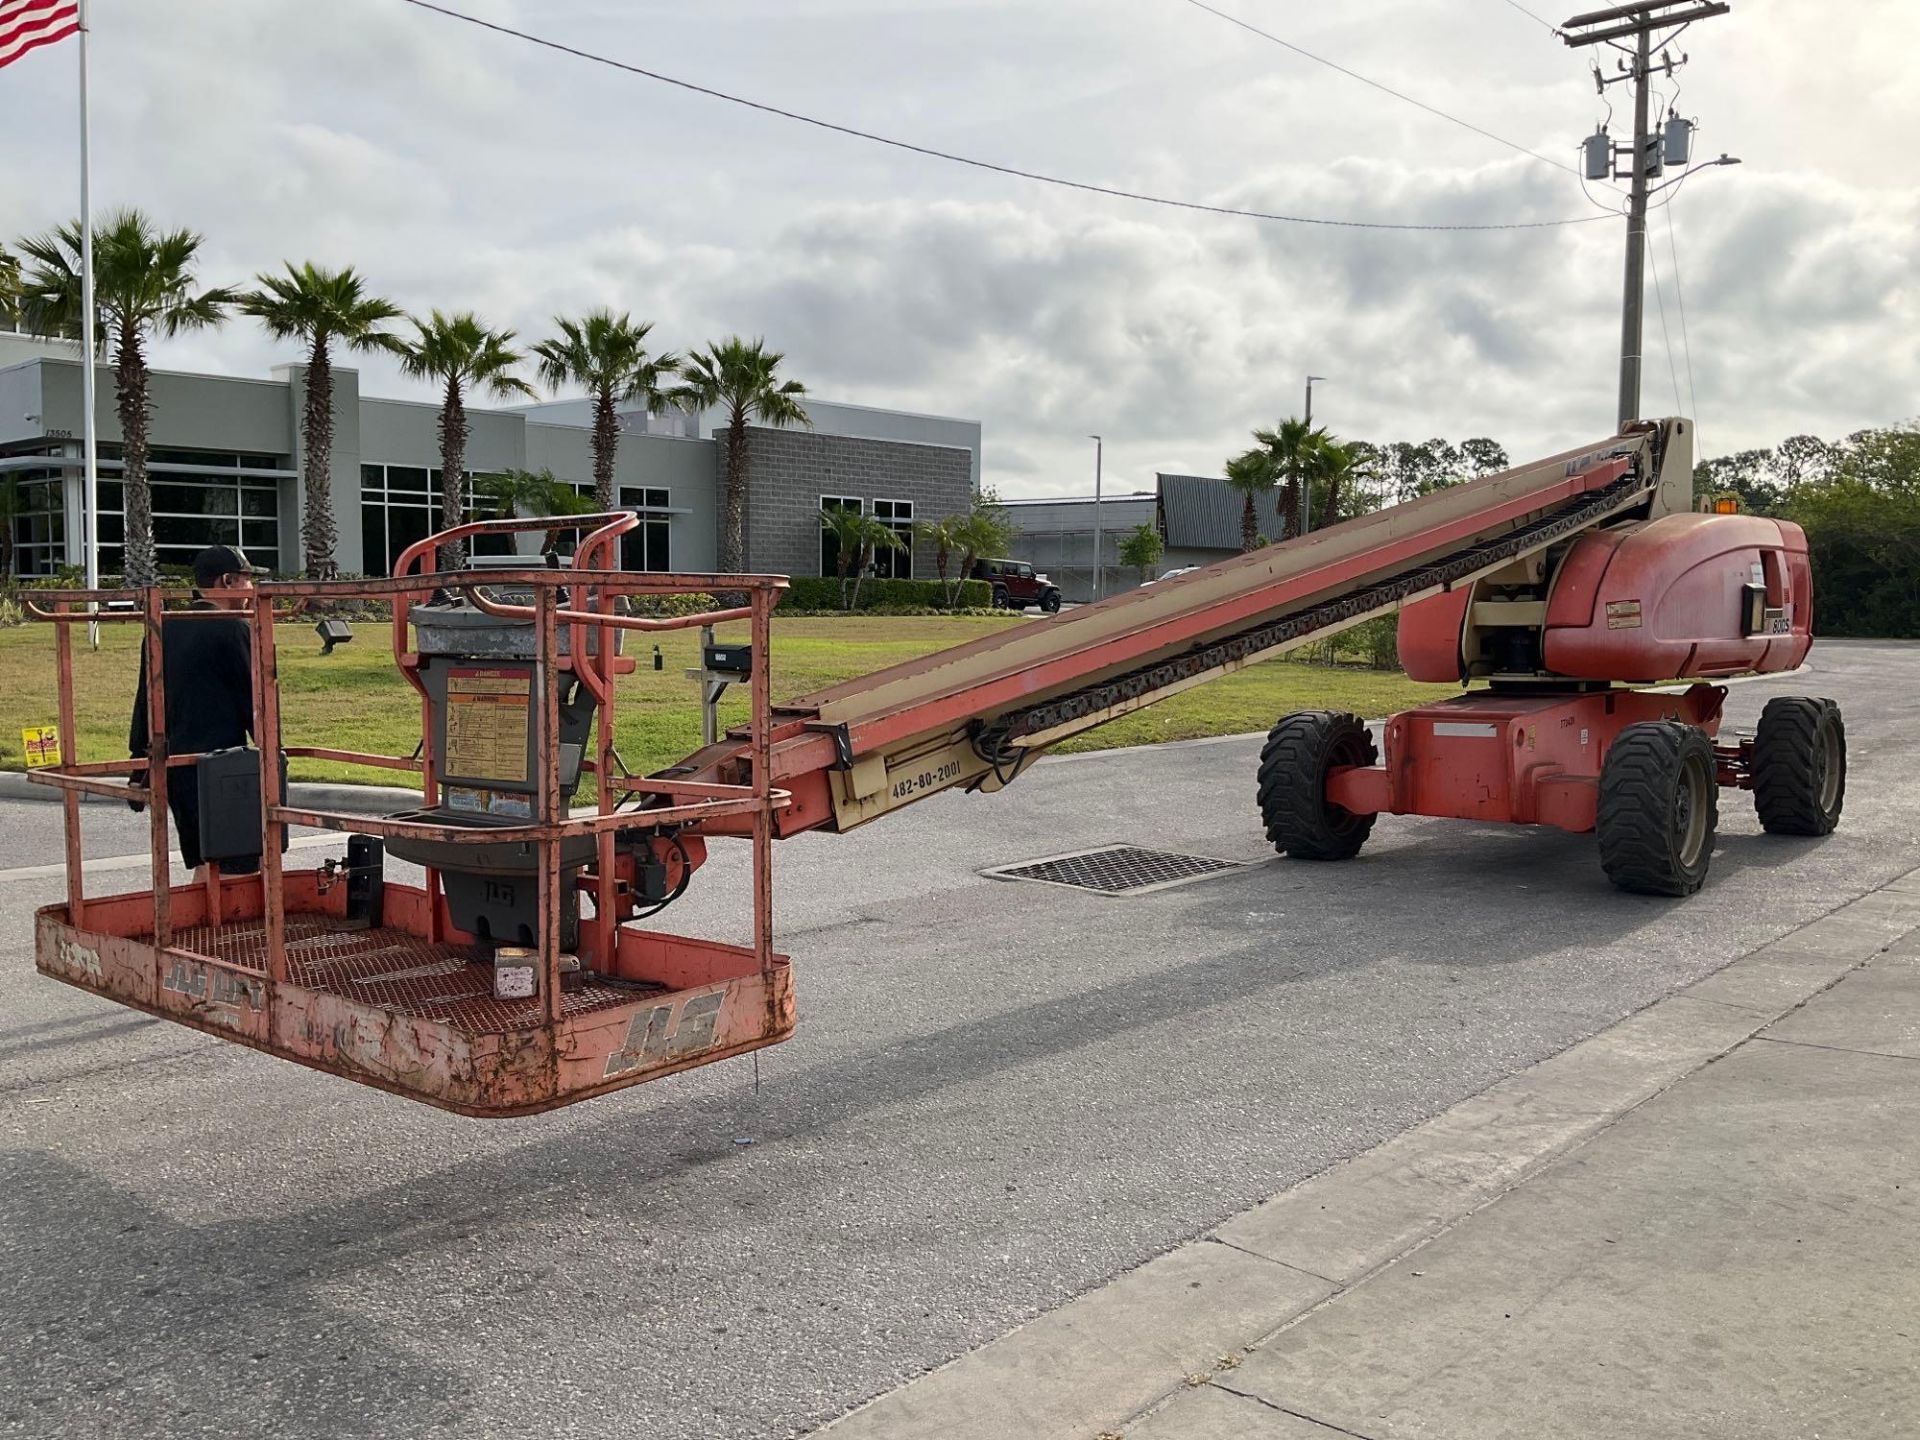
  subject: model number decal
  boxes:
[890,760,964,801]
[163,958,265,1012]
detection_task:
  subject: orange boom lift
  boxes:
[27,418,1843,1115]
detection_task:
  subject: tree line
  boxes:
[1697,426,1920,637]
[0,210,809,586]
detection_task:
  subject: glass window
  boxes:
[360,506,385,577]
[155,515,239,548]
[388,466,430,494]
[872,499,913,580]
[241,488,276,517]
[361,463,385,493]
[152,483,238,516]
[819,495,861,577]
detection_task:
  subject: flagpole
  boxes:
[77,0,100,648]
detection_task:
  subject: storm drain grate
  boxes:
[985,844,1249,896]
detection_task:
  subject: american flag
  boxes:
[0,0,80,70]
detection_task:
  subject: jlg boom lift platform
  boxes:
[28,418,1845,1116]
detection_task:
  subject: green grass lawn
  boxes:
[0,614,1455,782]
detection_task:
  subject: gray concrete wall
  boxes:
[27,357,293,457]
[735,425,974,579]
[523,426,719,572]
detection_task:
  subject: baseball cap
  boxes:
[191,544,270,588]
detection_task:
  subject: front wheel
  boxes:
[1597,721,1718,896]
[1752,696,1845,836]
[1040,589,1061,613]
[1256,711,1379,861]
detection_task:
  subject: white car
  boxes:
[1141,566,1203,586]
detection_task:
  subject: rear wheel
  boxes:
[1257,711,1379,861]
[990,584,1009,609]
[1597,721,1718,896]
[1752,696,1845,835]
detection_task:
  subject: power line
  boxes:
[1179,0,1582,179]
[396,0,1610,233]
[1645,230,1684,415]
[1495,0,1561,32]
[1664,202,1705,457]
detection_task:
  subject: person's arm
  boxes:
[129,645,150,757]
[226,621,257,745]
[127,646,150,813]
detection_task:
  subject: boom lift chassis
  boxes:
[27,420,1842,1116]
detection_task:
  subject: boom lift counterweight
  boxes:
[26,418,1842,1115]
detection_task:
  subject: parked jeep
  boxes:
[969,558,1062,613]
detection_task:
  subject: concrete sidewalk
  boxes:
[817,871,1920,1440]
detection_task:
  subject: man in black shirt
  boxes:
[128,544,267,874]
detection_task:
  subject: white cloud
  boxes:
[0,0,1912,496]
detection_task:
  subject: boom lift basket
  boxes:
[27,513,794,1117]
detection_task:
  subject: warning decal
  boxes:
[444,668,531,783]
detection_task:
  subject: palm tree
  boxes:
[1251,416,1328,541]
[1223,449,1277,553]
[819,506,904,610]
[1306,439,1361,531]
[674,337,809,574]
[18,211,238,586]
[913,515,968,605]
[1251,418,1331,542]
[532,311,679,512]
[394,311,535,570]
[240,263,402,579]
[952,494,1016,603]
[0,246,20,330]
[478,468,596,555]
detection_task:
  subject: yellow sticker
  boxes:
[21,726,61,769]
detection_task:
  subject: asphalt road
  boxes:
[2,639,1916,1439]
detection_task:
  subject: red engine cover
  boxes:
[1394,513,1813,685]
[1544,513,1812,681]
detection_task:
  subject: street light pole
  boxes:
[1303,375,1326,536]
[1089,434,1104,601]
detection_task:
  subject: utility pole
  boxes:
[1302,375,1325,535]
[1561,1,1729,433]
[1088,434,1104,601]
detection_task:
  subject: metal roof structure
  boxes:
[1156,472,1291,551]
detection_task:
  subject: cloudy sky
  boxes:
[3,0,1915,496]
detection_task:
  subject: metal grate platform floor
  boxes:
[984,845,1249,896]
[166,915,663,1036]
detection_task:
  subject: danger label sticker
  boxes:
[1605,600,1643,630]
[444,667,531,783]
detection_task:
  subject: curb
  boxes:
[0,770,421,815]
[810,866,1920,1440]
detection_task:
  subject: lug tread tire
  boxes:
[1257,710,1379,861]
[1752,696,1845,836]
[1597,721,1717,897]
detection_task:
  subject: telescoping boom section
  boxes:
[664,420,1698,837]
[33,418,1807,1118]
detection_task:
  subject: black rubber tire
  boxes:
[1597,721,1718,897]
[990,584,1009,610]
[1256,711,1379,861]
[1040,589,1062,614]
[1752,696,1845,836]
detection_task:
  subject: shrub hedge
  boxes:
[781,577,993,612]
